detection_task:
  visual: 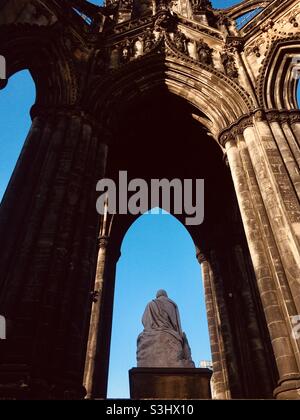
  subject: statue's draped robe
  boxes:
[137,296,195,367]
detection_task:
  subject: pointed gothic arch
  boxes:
[0,0,300,401]
[107,208,211,397]
[87,39,254,138]
[257,35,300,110]
[0,23,80,109]
[84,85,278,399]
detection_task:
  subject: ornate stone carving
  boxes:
[256,34,300,106]
[245,39,266,57]
[114,16,153,34]
[98,235,109,249]
[260,19,274,32]
[154,11,176,32]
[119,0,133,9]
[226,37,244,53]
[220,50,238,79]
[265,110,300,124]
[141,27,156,53]
[219,114,254,147]
[178,15,223,40]
[254,109,266,122]
[219,131,235,148]
[216,11,229,26]
[289,111,300,125]
[196,39,213,66]
[173,31,188,54]
[191,0,212,13]
[3,0,300,402]
[155,0,171,12]
[120,37,134,62]
[266,110,281,123]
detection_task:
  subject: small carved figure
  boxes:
[197,39,213,66]
[220,51,238,78]
[191,0,212,13]
[216,12,229,26]
[173,31,187,54]
[154,11,176,32]
[120,38,134,63]
[142,27,156,53]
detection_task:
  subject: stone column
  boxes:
[84,235,109,399]
[197,251,230,400]
[94,243,121,399]
[267,116,300,200]
[232,243,276,397]
[208,249,243,397]
[0,109,108,398]
[290,113,300,146]
[280,116,300,169]
[243,121,300,314]
[224,134,300,399]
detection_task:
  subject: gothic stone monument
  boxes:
[0,0,300,400]
[129,290,212,399]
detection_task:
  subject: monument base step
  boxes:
[129,367,212,400]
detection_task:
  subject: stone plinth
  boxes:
[129,368,212,400]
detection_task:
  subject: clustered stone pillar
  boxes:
[222,116,300,399]
[267,116,300,200]
[290,115,300,141]
[232,243,276,397]
[197,251,230,400]
[0,109,108,398]
[84,234,109,399]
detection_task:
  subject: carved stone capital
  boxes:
[265,110,280,122]
[219,115,253,147]
[226,37,244,53]
[154,10,176,32]
[220,49,239,79]
[30,104,113,143]
[265,110,300,125]
[278,112,289,124]
[98,235,109,249]
[253,109,266,121]
[260,19,274,32]
[196,251,207,264]
[216,11,229,26]
[289,111,300,125]
[219,131,235,148]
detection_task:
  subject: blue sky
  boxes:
[0,0,299,399]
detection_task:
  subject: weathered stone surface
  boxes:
[0,0,300,400]
[129,367,212,399]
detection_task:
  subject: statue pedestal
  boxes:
[129,368,212,400]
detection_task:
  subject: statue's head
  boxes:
[156,289,168,298]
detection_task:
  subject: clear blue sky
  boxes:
[0,1,299,399]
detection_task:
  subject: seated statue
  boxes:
[137,290,195,368]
